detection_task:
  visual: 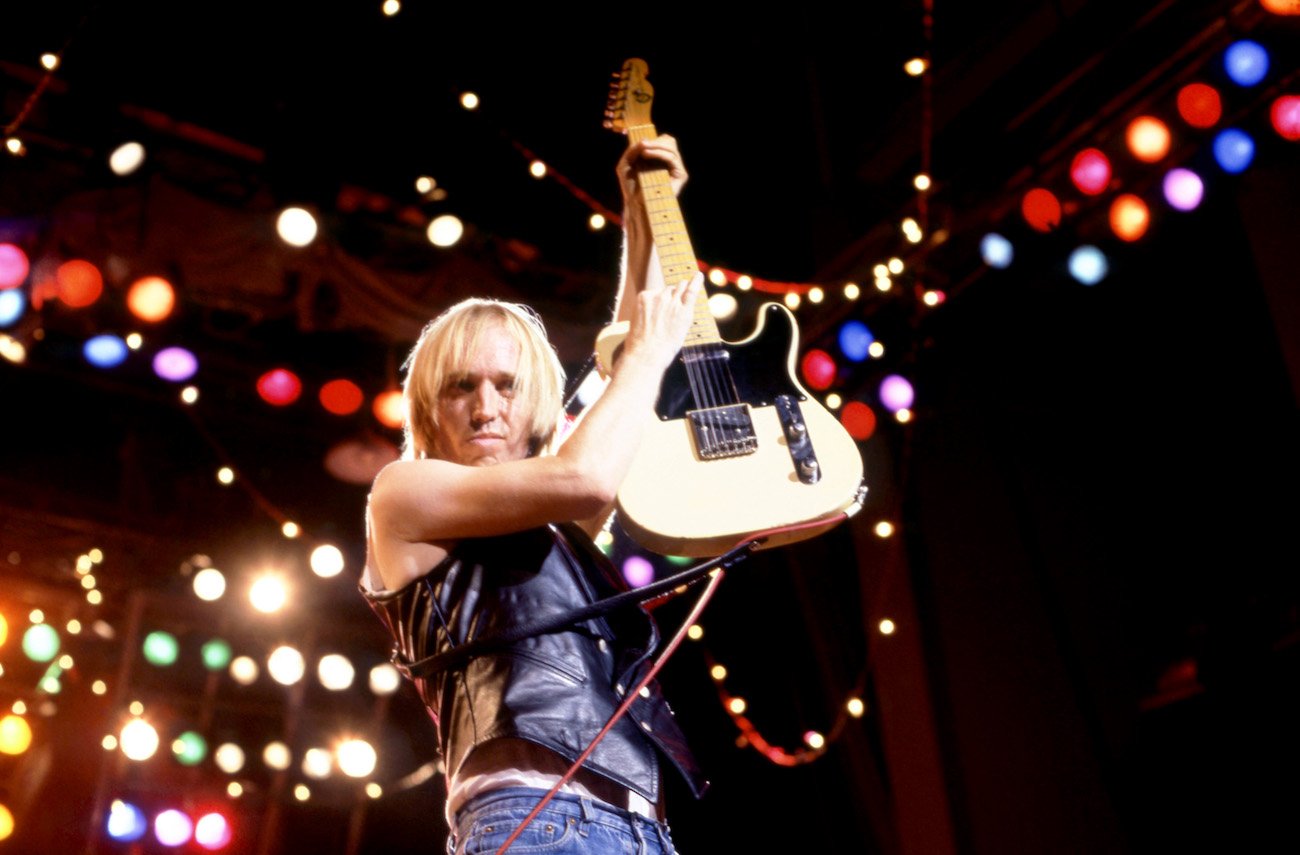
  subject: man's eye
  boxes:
[498,382,517,397]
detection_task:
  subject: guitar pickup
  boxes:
[687,405,758,459]
[775,395,821,484]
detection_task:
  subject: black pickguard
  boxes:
[654,304,807,420]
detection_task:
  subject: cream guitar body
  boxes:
[597,303,865,557]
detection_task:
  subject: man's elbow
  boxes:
[563,463,619,517]
[585,480,619,515]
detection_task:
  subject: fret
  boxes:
[618,105,718,341]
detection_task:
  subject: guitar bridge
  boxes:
[686,405,758,459]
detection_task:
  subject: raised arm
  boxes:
[612,135,689,326]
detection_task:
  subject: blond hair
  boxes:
[402,298,565,460]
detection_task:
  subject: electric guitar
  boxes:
[596,58,866,558]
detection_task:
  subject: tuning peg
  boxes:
[602,119,613,129]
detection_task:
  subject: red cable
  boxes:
[492,513,849,853]
[492,565,725,854]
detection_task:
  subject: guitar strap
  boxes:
[390,538,759,681]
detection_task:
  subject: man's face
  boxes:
[429,324,533,467]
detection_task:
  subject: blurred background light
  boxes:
[1068,245,1110,285]
[369,663,400,696]
[106,800,147,842]
[1271,94,1300,140]
[267,645,305,685]
[1213,128,1255,173]
[194,812,232,850]
[127,276,175,322]
[56,259,103,307]
[276,207,318,247]
[310,544,345,578]
[257,368,302,406]
[1021,188,1061,232]
[119,718,159,761]
[1069,148,1111,195]
[1176,82,1222,128]
[153,809,193,847]
[840,402,877,441]
[336,738,377,778]
[303,746,333,779]
[320,379,364,415]
[427,214,464,247]
[1163,168,1205,211]
[201,638,232,671]
[0,244,29,289]
[373,389,405,429]
[263,741,291,770]
[108,141,146,176]
[193,567,226,601]
[980,233,1014,268]
[1110,194,1151,242]
[153,346,198,382]
[0,333,27,363]
[172,730,207,765]
[878,376,915,413]
[0,290,24,326]
[317,653,355,691]
[800,349,836,391]
[22,624,59,662]
[837,321,874,362]
[249,575,287,613]
[621,555,654,588]
[142,630,179,667]
[707,292,737,321]
[84,335,129,368]
[1127,116,1172,162]
[1224,39,1269,86]
[214,742,245,774]
[0,715,32,755]
[229,656,259,685]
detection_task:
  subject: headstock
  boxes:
[603,57,654,135]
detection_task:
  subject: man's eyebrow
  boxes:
[444,370,517,384]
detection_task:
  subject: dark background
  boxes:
[1,1,1298,853]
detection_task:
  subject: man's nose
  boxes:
[471,383,501,421]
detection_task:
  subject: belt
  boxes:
[569,760,663,821]
[454,739,664,822]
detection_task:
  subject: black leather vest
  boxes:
[362,524,708,803]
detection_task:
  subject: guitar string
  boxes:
[670,192,733,448]
[686,274,729,447]
[636,142,725,446]
[632,124,738,451]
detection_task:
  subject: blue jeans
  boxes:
[448,787,679,855]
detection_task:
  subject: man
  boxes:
[362,136,706,854]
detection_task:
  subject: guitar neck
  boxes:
[626,124,720,347]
